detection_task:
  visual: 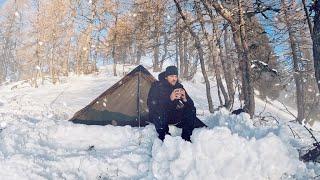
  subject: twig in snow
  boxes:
[87,145,95,151]
[279,101,297,120]
[313,174,320,179]
[257,99,268,117]
[287,124,301,139]
[49,86,70,109]
[304,125,320,146]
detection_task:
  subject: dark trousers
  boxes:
[155,106,198,141]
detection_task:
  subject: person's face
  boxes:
[165,75,178,86]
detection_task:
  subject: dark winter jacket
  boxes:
[147,72,194,124]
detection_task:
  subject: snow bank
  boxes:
[152,129,305,180]
[0,113,158,179]
[0,109,313,179]
[152,109,310,180]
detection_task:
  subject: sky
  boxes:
[0,0,6,7]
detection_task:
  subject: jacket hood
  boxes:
[158,72,166,82]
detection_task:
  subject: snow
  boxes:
[0,118,157,179]
[152,128,305,180]
[0,122,6,128]
[0,65,319,179]
[252,60,268,66]
[301,58,311,62]
[151,109,312,179]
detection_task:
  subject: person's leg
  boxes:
[156,125,169,141]
[152,112,169,141]
[180,106,196,141]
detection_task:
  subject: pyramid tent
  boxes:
[70,65,156,127]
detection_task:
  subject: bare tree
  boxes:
[207,0,255,117]
[313,0,320,92]
[174,0,214,113]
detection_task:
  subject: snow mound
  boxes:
[152,128,306,180]
[151,110,311,180]
[204,108,280,139]
[0,109,314,179]
[0,113,158,179]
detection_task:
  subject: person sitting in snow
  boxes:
[147,66,207,142]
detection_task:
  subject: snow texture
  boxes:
[0,65,318,179]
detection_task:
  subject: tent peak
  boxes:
[127,65,151,76]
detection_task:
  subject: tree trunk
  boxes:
[112,43,117,76]
[178,29,184,76]
[282,0,305,122]
[50,47,57,84]
[201,1,235,109]
[153,40,160,72]
[0,73,3,85]
[222,28,235,110]
[112,15,118,76]
[302,0,313,36]
[153,7,161,72]
[217,39,232,108]
[160,27,168,71]
[238,0,255,117]
[136,44,142,65]
[34,43,41,88]
[62,53,69,76]
[313,0,320,92]
[212,29,229,108]
[183,32,189,77]
[175,8,179,67]
[195,0,228,107]
[208,0,255,117]
[175,34,179,68]
[174,0,214,113]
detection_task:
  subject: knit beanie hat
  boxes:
[165,66,178,77]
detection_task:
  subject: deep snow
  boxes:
[0,65,319,179]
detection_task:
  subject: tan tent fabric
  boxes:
[70,65,156,126]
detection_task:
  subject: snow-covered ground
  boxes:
[0,65,319,179]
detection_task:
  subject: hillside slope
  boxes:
[0,65,318,179]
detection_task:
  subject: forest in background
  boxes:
[0,0,319,123]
